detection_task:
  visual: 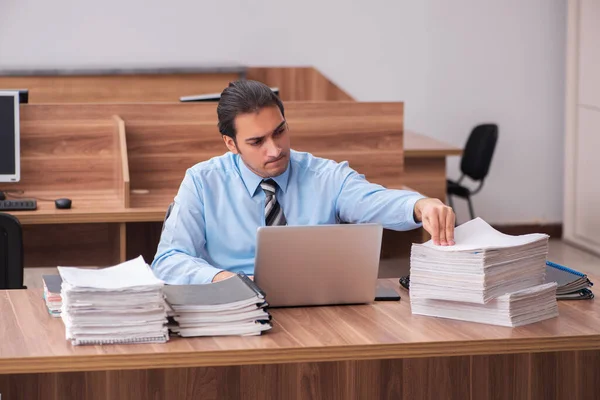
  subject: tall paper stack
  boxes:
[410,218,558,327]
[58,256,169,346]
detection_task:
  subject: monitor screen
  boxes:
[0,91,20,182]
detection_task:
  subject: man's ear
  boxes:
[222,135,239,154]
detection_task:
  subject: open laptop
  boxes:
[253,223,383,307]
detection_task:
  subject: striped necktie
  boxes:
[260,179,287,226]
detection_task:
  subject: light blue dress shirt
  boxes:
[151,150,425,284]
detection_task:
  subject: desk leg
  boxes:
[111,223,127,264]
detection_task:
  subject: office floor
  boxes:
[23,240,599,289]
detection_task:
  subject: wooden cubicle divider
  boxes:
[113,115,131,209]
[247,67,355,101]
[113,115,130,263]
[3,101,410,268]
[0,70,243,103]
[0,66,350,103]
[122,101,404,206]
[0,113,132,267]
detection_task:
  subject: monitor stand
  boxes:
[0,191,5,201]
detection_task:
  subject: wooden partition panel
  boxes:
[0,67,351,103]
[247,67,354,101]
[2,119,117,193]
[124,102,404,204]
[0,72,241,103]
[113,116,130,208]
[11,102,407,267]
[1,109,132,267]
[18,102,404,209]
[0,109,131,214]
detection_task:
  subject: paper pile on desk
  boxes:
[164,273,272,337]
[411,282,558,327]
[409,218,558,327]
[58,256,169,346]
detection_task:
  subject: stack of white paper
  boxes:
[410,218,550,304]
[164,274,272,337]
[411,282,558,327]
[58,256,169,346]
[410,218,559,326]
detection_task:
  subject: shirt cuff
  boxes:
[403,193,427,230]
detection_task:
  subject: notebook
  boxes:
[544,261,594,300]
[43,274,62,294]
[42,274,62,317]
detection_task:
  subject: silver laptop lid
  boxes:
[254,223,383,307]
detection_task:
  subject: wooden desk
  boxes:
[0,277,598,399]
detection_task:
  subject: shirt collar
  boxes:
[237,154,291,196]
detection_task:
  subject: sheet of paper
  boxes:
[58,256,163,289]
[420,217,549,252]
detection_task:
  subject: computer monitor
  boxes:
[179,87,280,102]
[0,91,20,184]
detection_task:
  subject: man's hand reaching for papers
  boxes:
[414,198,456,246]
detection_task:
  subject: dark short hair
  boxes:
[217,80,285,139]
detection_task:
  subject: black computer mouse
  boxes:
[55,198,72,209]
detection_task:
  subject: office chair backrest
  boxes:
[162,202,174,232]
[0,213,24,289]
[460,124,498,181]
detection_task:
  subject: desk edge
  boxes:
[2,335,600,375]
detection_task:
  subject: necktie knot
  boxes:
[260,179,277,196]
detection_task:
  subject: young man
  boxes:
[152,80,455,284]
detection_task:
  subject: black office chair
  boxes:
[447,124,498,220]
[162,202,174,232]
[0,213,25,289]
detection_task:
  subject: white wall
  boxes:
[0,0,566,225]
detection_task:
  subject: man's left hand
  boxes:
[414,198,455,246]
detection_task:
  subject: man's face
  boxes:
[223,105,291,178]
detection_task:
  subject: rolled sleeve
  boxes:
[335,162,427,231]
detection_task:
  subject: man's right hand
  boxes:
[212,270,236,282]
